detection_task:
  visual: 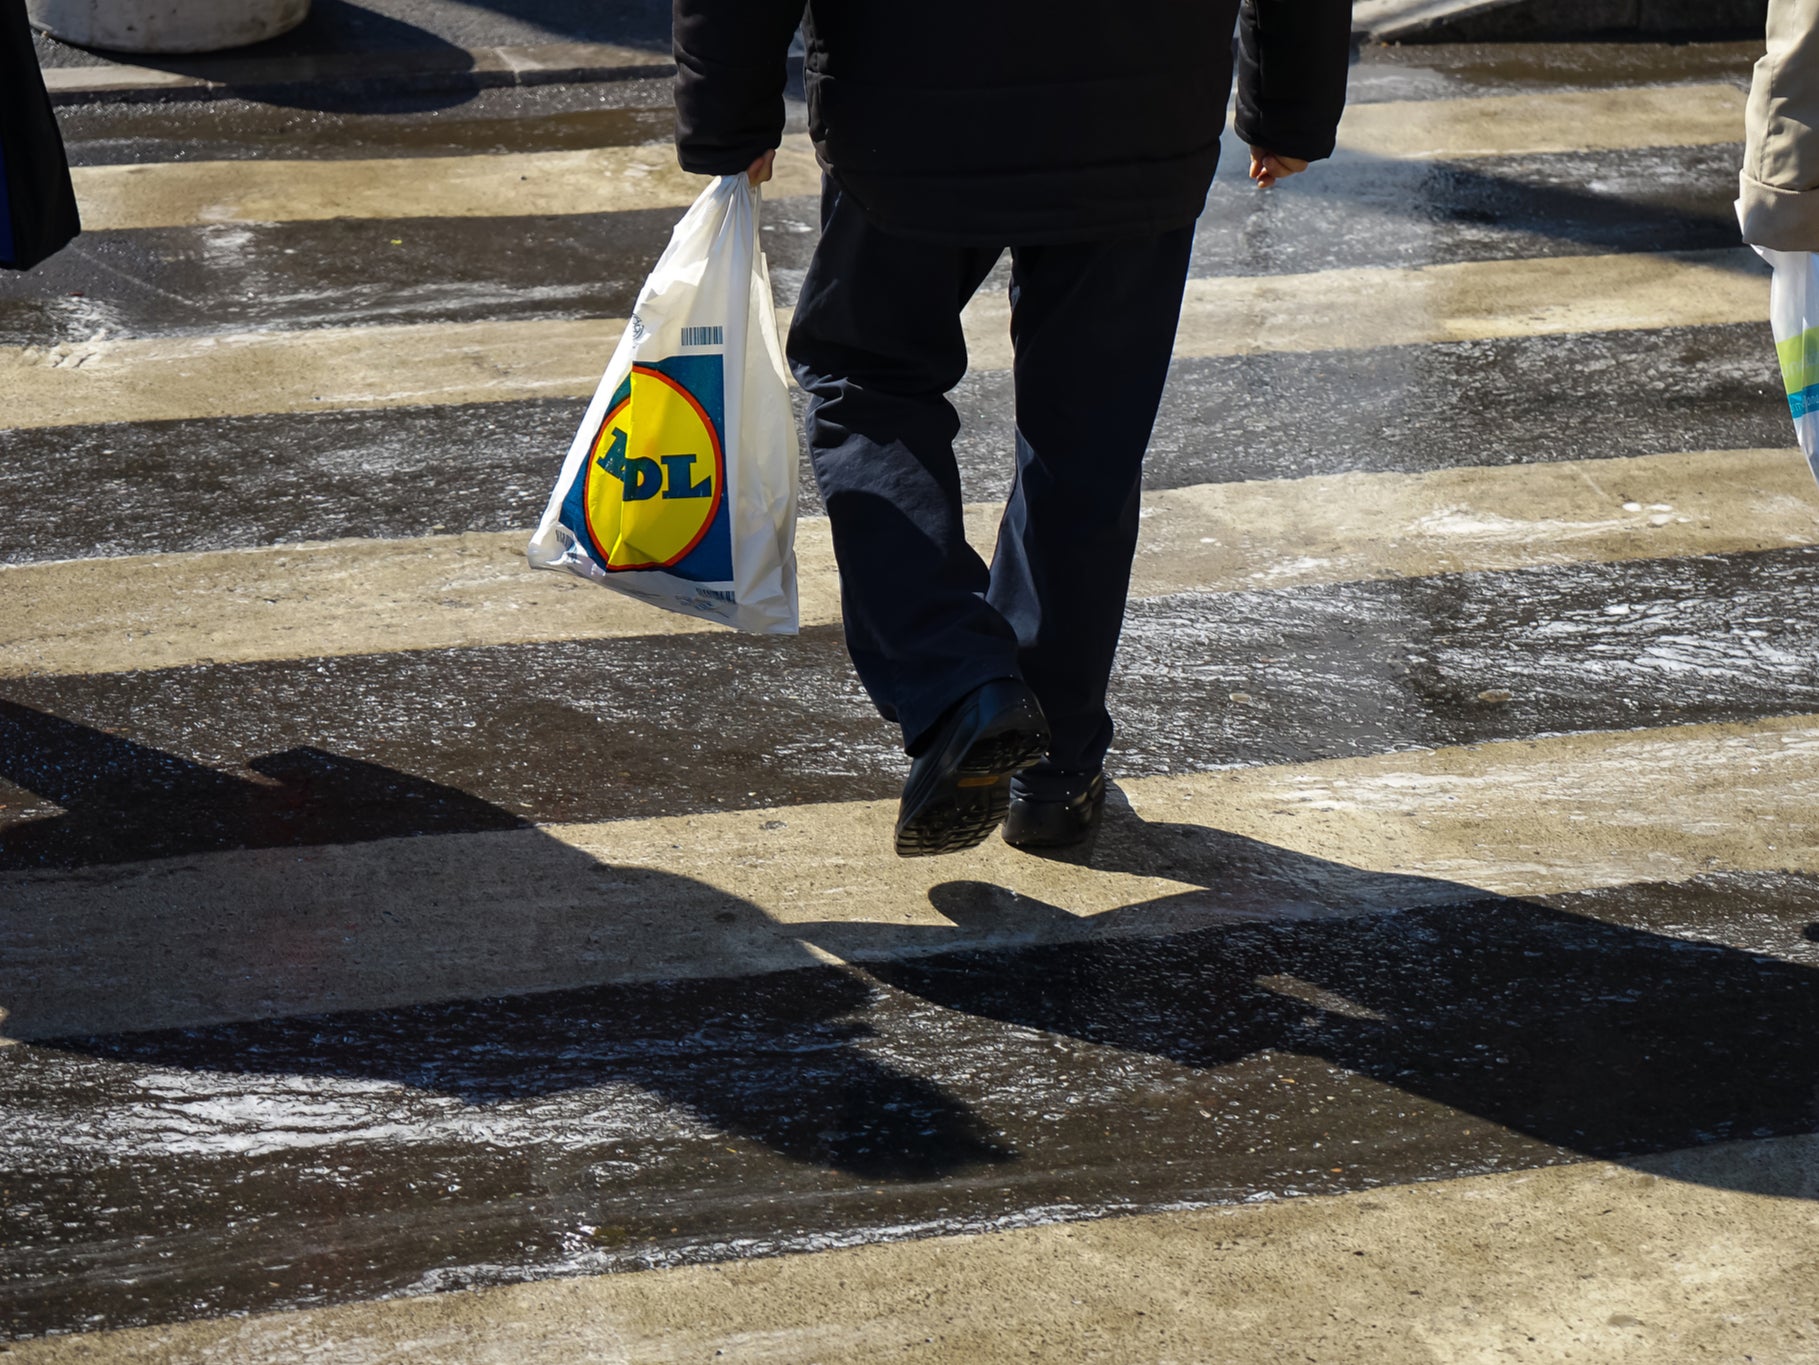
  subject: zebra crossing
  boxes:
[6,711,1818,1036]
[57,83,1746,235]
[4,445,1815,677]
[2,39,1817,1359]
[0,249,1771,432]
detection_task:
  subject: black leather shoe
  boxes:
[1002,769,1105,850]
[894,680,1050,857]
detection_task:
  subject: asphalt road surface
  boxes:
[2,31,1817,1364]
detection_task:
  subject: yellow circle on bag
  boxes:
[582,364,726,572]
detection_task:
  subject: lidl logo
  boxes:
[560,355,732,581]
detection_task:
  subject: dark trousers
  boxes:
[787,180,1193,774]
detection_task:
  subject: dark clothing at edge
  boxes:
[673,0,1354,244]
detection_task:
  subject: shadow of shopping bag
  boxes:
[2,0,80,271]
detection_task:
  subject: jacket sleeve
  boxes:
[672,0,806,176]
[1232,0,1353,164]
[1740,0,1819,251]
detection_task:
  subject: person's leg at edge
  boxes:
[787,178,1022,753]
[987,225,1197,830]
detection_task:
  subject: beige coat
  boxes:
[1741,0,1819,249]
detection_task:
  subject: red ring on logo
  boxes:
[582,364,727,572]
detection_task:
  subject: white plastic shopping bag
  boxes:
[1751,244,1819,486]
[529,174,799,633]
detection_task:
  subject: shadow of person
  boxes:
[812,788,1819,1197]
[0,698,528,871]
[75,966,1009,1183]
[0,700,1006,1181]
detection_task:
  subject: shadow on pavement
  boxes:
[0,700,1007,1181]
[38,2,483,113]
[74,967,1015,1183]
[838,789,1819,1199]
[0,699,527,869]
[3,702,1813,1197]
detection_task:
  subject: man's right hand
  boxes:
[746,150,776,185]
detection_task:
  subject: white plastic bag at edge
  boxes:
[528,175,799,633]
[1751,243,1819,486]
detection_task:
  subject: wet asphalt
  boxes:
[3,36,1817,1344]
[0,325,1786,563]
[4,543,1819,850]
[7,874,1816,1336]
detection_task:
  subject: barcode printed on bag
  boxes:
[679,325,725,348]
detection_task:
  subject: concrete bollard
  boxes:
[27,0,310,53]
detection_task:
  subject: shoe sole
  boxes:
[894,728,1051,858]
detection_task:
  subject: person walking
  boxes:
[673,0,1351,855]
[1740,0,1819,482]
[1740,0,1819,252]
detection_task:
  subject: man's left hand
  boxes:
[1248,147,1309,189]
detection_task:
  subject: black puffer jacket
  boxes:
[673,0,1352,244]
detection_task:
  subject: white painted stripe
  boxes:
[1334,82,1745,161]
[3,712,1814,1040]
[1,446,1812,678]
[0,250,1768,431]
[41,65,200,95]
[1151,247,1764,368]
[70,138,824,233]
[65,84,1745,233]
[10,1136,1812,1365]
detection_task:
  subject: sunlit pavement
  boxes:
[2,22,1817,1363]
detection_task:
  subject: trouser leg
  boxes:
[987,226,1196,775]
[786,181,1017,751]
